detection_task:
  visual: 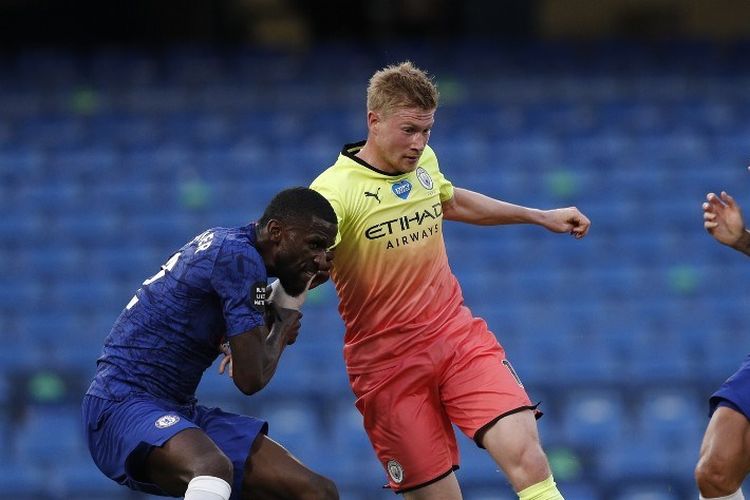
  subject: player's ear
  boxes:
[266,219,284,243]
[367,110,380,132]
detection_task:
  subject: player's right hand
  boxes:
[540,206,591,239]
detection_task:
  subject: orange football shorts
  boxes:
[349,317,539,492]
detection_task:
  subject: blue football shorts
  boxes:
[82,393,267,498]
[709,353,750,420]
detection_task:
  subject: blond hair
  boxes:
[366,61,439,116]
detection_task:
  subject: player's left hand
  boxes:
[703,191,746,247]
[541,207,591,239]
[274,307,302,345]
[218,342,233,378]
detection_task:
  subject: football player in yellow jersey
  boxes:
[310,61,590,500]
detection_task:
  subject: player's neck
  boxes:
[355,142,397,175]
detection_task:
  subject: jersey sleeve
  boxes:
[310,169,344,249]
[210,239,267,337]
[423,145,454,202]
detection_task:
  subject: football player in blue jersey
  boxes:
[696,178,750,500]
[82,187,339,500]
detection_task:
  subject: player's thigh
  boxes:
[144,427,233,496]
[351,358,458,493]
[193,405,268,496]
[699,406,750,477]
[440,323,537,442]
[240,434,337,500]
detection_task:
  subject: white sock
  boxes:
[700,489,745,500]
[184,475,232,500]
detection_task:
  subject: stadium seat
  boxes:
[262,343,326,398]
[458,487,516,500]
[598,440,674,483]
[613,483,684,500]
[560,389,627,448]
[194,360,251,414]
[554,482,599,500]
[15,405,87,464]
[323,402,385,489]
[52,212,120,246]
[0,415,10,462]
[634,389,704,448]
[261,399,323,468]
[0,460,47,499]
[54,458,126,499]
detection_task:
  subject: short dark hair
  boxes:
[258,187,337,227]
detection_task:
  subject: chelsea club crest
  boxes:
[155,414,181,429]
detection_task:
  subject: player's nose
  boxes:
[314,251,331,272]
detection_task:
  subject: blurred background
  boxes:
[2,0,750,498]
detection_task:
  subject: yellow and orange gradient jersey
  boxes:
[311,141,475,374]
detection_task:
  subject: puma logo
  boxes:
[364,187,381,204]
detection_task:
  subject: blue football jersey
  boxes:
[87,223,268,404]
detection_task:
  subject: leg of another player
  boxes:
[143,428,233,499]
[401,472,463,500]
[695,406,750,499]
[241,434,339,500]
[480,410,563,500]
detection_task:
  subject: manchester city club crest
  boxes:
[415,167,433,190]
[386,459,404,484]
[155,414,181,429]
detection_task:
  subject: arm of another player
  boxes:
[226,307,301,395]
[442,187,591,239]
[703,190,750,256]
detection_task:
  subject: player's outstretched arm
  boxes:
[227,308,301,395]
[442,187,590,239]
[703,190,750,256]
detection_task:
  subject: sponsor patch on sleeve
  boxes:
[251,281,267,312]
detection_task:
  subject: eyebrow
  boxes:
[402,121,433,129]
[308,233,330,243]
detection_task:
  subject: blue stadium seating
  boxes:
[0,460,47,499]
[613,483,684,500]
[560,389,628,449]
[4,41,750,498]
[599,441,677,484]
[15,406,87,465]
[635,389,705,448]
[322,402,386,490]
[54,458,127,499]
